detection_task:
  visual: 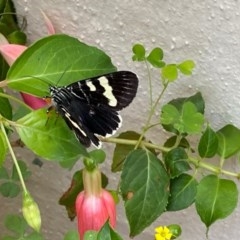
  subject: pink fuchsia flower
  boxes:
[0,43,47,109]
[76,168,116,240]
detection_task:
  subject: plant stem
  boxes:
[144,60,153,108]
[0,92,32,110]
[0,122,28,193]
[135,83,168,149]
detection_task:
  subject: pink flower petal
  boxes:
[41,10,56,35]
[21,93,47,110]
[0,44,27,65]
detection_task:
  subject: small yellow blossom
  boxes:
[155,226,173,240]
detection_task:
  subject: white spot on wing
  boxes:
[99,76,117,107]
[86,81,96,91]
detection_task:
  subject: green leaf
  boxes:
[161,64,178,82]
[0,181,20,197]
[217,124,240,158]
[7,30,27,44]
[160,104,180,126]
[112,131,141,172]
[59,170,108,220]
[120,149,169,237]
[0,88,13,119]
[84,231,98,240]
[195,175,238,228]
[4,214,27,235]
[97,221,123,240]
[132,43,146,61]
[7,34,116,97]
[0,129,7,166]
[175,102,204,134]
[11,160,31,181]
[146,47,165,68]
[0,166,9,179]
[89,149,106,164]
[177,60,195,75]
[15,108,88,162]
[167,174,198,211]
[164,148,191,178]
[198,126,218,158]
[64,230,79,240]
[161,102,204,134]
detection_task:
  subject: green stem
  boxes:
[0,122,28,193]
[189,156,240,178]
[0,92,33,110]
[135,83,168,149]
[102,137,170,152]
[144,59,153,108]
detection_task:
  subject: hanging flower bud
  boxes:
[22,191,41,232]
[75,168,116,240]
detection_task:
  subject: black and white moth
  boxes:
[49,71,138,148]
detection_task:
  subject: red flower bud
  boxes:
[76,168,116,239]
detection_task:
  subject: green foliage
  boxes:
[2,214,43,240]
[196,175,238,228]
[0,160,30,197]
[120,149,169,237]
[0,11,239,239]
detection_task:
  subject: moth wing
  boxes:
[68,71,138,111]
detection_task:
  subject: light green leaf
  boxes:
[97,221,123,240]
[161,64,178,82]
[175,101,204,134]
[167,174,198,211]
[198,126,218,158]
[146,47,165,68]
[217,124,240,159]
[132,43,146,61]
[196,175,238,228]
[177,60,195,75]
[160,104,180,125]
[120,149,169,237]
[64,230,79,240]
[15,108,88,162]
[7,34,116,97]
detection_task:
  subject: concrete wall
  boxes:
[1,0,240,239]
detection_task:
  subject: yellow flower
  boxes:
[155,226,173,240]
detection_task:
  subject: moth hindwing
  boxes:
[49,71,138,148]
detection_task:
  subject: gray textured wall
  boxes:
[1,1,240,239]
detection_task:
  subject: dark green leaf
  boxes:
[198,126,218,158]
[167,174,198,211]
[15,109,88,162]
[132,43,146,61]
[161,64,178,82]
[7,30,27,44]
[112,131,141,172]
[217,124,240,158]
[7,34,116,97]
[4,214,27,235]
[0,166,9,179]
[24,232,44,240]
[64,230,79,240]
[11,160,31,181]
[0,181,20,197]
[0,130,7,166]
[120,149,169,237]
[177,60,195,75]
[97,221,123,240]
[164,148,191,178]
[0,89,13,119]
[146,47,165,68]
[59,170,108,220]
[196,175,238,228]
